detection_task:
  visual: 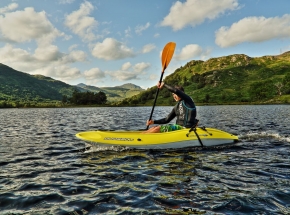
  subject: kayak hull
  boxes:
[76,127,238,149]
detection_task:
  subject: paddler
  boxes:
[143,81,197,133]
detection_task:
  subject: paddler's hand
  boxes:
[157,81,164,89]
[146,120,154,126]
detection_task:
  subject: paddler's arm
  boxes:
[159,82,191,101]
[146,108,176,125]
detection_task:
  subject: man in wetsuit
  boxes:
[143,81,196,133]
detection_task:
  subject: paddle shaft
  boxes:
[146,42,175,130]
[146,73,164,130]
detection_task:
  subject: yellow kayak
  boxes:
[76,127,238,149]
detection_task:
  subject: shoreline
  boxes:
[0,102,289,109]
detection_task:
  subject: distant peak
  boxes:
[76,83,87,87]
[116,83,143,90]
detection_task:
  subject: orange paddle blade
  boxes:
[161,42,176,73]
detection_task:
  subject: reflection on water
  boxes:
[0,105,289,214]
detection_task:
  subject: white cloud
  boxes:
[33,45,86,63]
[66,50,87,62]
[133,62,150,72]
[64,1,98,42]
[108,61,150,81]
[135,22,150,35]
[69,44,79,51]
[142,44,156,53]
[125,27,131,38]
[0,3,18,14]
[161,0,239,31]
[121,62,132,71]
[154,33,160,38]
[109,70,139,81]
[84,68,105,80]
[33,65,81,81]
[0,7,62,44]
[215,15,290,48]
[149,74,158,80]
[34,45,64,62]
[91,38,135,60]
[0,44,34,64]
[0,5,86,83]
[175,44,203,60]
[0,44,86,81]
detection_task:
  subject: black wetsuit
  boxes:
[154,84,196,128]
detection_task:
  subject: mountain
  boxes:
[76,83,144,102]
[117,83,143,90]
[0,63,144,106]
[0,63,76,104]
[119,52,290,106]
[75,83,102,92]
[1,51,290,107]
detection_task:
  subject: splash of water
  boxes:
[239,131,290,142]
[84,142,129,153]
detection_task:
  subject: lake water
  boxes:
[0,105,289,215]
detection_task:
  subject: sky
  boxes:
[0,0,290,89]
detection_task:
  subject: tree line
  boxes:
[62,90,107,105]
[0,90,108,108]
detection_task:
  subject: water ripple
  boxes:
[0,105,289,214]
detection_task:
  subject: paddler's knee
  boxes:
[142,125,161,133]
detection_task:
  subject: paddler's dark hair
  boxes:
[174,85,184,92]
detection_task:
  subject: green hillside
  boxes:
[118,52,290,106]
[1,51,290,108]
[0,64,76,107]
[118,83,143,90]
[0,64,144,107]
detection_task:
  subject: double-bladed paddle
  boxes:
[146,42,176,130]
